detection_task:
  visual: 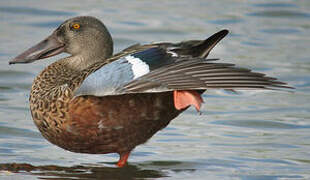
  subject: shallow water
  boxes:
[0,0,310,179]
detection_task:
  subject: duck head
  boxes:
[10,16,113,67]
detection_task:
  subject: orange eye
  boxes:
[72,23,80,29]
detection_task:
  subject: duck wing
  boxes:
[74,30,291,97]
[74,47,178,97]
[121,59,292,93]
[154,29,228,58]
[74,30,229,97]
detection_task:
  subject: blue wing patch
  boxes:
[130,47,173,70]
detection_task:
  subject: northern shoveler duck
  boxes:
[9,16,292,167]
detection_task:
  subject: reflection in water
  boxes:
[0,163,165,180]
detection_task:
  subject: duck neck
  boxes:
[63,55,97,72]
[64,45,113,72]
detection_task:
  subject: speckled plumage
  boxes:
[28,48,182,155]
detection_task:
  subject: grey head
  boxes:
[10,16,113,69]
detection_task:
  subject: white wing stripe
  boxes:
[75,54,152,97]
[125,55,150,79]
[167,50,178,57]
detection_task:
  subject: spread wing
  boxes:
[74,47,176,97]
[74,30,230,97]
[74,30,292,97]
[120,59,292,93]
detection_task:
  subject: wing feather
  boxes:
[74,29,292,97]
[121,59,292,93]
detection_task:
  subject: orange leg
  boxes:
[117,152,131,167]
[173,90,204,112]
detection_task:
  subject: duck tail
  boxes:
[172,29,229,58]
[196,29,229,58]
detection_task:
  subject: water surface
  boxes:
[0,0,309,179]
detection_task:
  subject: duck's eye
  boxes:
[72,23,80,29]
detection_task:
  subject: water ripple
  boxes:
[0,6,75,16]
[240,175,303,179]
[248,10,310,19]
[208,19,243,25]
[260,28,300,34]
[27,21,63,28]
[211,120,310,129]
[118,21,146,27]
[0,126,40,139]
[252,3,298,8]
[231,157,295,165]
